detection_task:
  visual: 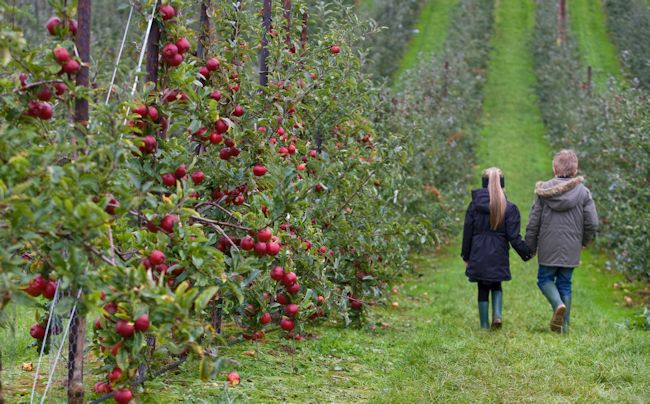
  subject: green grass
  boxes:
[394,0,458,81]
[568,0,624,88]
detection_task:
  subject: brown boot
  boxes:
[550,304,566,333]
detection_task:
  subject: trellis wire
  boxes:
[29,280,61,404]
[130,0,159,98]
[105,3,135,104]
[38,289,82,404]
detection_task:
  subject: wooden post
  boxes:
[587,65,592,96]
[197,0,211,58]
[442,60,449,98]
[301,13,308,49]
[558,0,566,45]
[260,0,272,86]
[283,0,292,45]
[68,4,91,401]
[145,21,161,84]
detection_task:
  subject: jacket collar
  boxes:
[535,176,584,198]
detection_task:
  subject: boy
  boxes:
[525,150,599,333]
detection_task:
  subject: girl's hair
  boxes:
[482,167,506,230]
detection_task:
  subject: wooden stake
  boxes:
[558,0,566,45]
[197,0,211,59]
[283,0,292,45]
[145,21,161,85]
[301,12,308,49]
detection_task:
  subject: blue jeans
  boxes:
[537,266,574,296]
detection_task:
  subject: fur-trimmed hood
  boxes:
[534,176,587,212]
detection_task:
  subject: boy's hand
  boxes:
[464,261,468,268]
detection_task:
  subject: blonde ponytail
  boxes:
[483,167,506,230]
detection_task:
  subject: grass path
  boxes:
[568,0,624,87]
[394,0,458,83]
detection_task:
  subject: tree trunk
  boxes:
[259,0,272,86]
[197,0,211,59]
[67,310,86,404]
[283,0,291,45]
[301,13,308,49]
[74,0,91,125]
[145,21,161,85]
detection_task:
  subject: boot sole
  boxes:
[550,305,566,333]
[491,319,502,329]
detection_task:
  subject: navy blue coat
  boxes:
[461,189,532,282]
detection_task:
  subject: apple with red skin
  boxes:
[175,37,190,54]
[103,302,117,315]
[253,164,267,177]
[286,283,301,295]
[94,381,112,394]
[36,102,53,120]
[115,320,135,338]
[140,135,157,154]
[46,17,62,35]
[240,236,255,251]
[24,275,47,297]
[159,214,178,233]
[160,4,176,20]
[232,105,245,117]
[317,295,325,303]
[53,47,70,63]
[206,57,220,71]
[209,90,222,101]
[276,292,290,305]
[285,304,299,317]
[260,312,271,324]
[256,228,272,242]
[227,371,240,386]
[134,314,150,331]
[113,388,132,404]
[149,250,165,265]
[191,171,205,185]
[162,43,178,59]
[68,19,78,35]
[266,241,280,256]
[331,45,341,54]
[37,87,53,101]
[30,323,46,340]
[215,118,229,134]
[111,341,123,356]
[209,132,223,144]
[43,280,57,300]
[233,195,245,205]
[349,298,362,310]
[282,271,297,286]
[62,59,81,75]
[280,318,295,331]
[94,317,102,330]
[288,144,296,154]
[174,164,187,179]
[166,53,184,66]
[198,66,210,80]
[108,367,122,382]
[270,266,285,281]
[54,82,67,95]
[253,242,267,256]
[147,106,159,122]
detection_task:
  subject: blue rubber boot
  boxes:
[539,282,566,333]
[478,301,490,329]
[491,290,503,329]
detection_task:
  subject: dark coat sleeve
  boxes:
[525,196,542,255]
[582,188,599,246]
[506,204,533,261]
[461,202,474,261]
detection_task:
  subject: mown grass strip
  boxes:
[568,0,624,88]
[394,0,458,81]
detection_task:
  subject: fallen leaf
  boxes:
[21,362,33,371]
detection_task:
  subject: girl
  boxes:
[461,167,532,329]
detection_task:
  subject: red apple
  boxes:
[198,66,210,80]
[162,172,176,187]
[280,318,295,331]
[62,59,81,75]
[43,280,57,300]
[108,367,122,382]
[174,164,187,179]
[215,118,229,134]
[331,45,341,54]
[266,242,280,256]
[46,17,62,36]
[270,266,285,281]
[160,4,176,20]
[282,271,297,286]
[260,312,271,324]
[276,292,290,305]
[53,47,70,64]
[253,164,267,177]
[206,58,220,71]
[232,105,245,117]
[285,304,299,317]
[134,314,150,332]
[149,250,165,265]
[147,106,159,122]
[175,37,190,54]
[94,381,112,394]
[227,371,240,386]
[240,236,255,251]
[37,87,53,101]
[209,90,222,101]
[159,214,178,233]
[30,323,46,340]
[54,82,67,95]
[253,242,267,256]
[68,19,78,35]
[191,171,205,185]
[113,388,132,404]
[162,43,178,58]
[256,228,272,242]
[115,320,135,338]
[286,283,301,295]
[209,132,223,144]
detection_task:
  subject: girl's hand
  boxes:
[464,261,469,268]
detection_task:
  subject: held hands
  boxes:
[464,260,468,268]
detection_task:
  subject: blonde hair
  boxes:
[553,149,578,177]
[482,167,506,230]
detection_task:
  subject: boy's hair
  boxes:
[553,149,578,177]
